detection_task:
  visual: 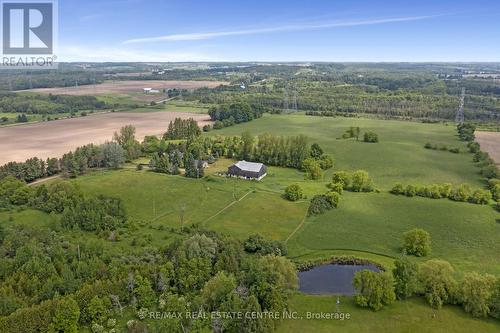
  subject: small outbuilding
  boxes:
[194,160,209,169]
[143,88,160,94]
[228,161,267,180]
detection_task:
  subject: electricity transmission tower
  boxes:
[455,88,465,124]
[92,71,97,94]
[292,86,298,112]
[283,83,298,113]
[8,74,12,91]
[283,84,289,113]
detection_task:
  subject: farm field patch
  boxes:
[476,131,500,165]
[22,80,227,99]
[0,111,211,164]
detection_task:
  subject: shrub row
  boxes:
[305,111,358,118]
[364,131,379,143]
[424,142,460,154]
[488,179,500,201]
[306,169,369,216]
[390,183,492,204]
[459,123,499,180]
[307,192,340,216]
[457,123,476,142]
[473,150,499,180]
[329,170,375,193]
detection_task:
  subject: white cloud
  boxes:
[79,14,103,22]
[123,15,439,44]
[58,46,217,62]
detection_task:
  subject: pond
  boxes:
[298,264,381,296]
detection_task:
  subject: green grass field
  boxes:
[69,168,308,242]
[287,192,500,275]
[97,94,210,114]
[279,294,500,333]
[211,114,500,272]
[3,113,498,332]
[127,101,209,114]
[0,111,95,126]
[210,114,485,189]
[71,169,249,226]
[39,114,498,276]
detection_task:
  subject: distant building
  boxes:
[152,69,166,75]
[143,88,160,94]
[228,161,267,180]
[194,160,209,169]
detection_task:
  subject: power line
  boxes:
[455,87,465,124]
[283,84,289,113]
[283,82,298,114]
[28,71,33,89]
[8,73,12,91]
[292,85,298,112]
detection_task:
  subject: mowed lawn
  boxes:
[287,192,500,275]
[210,114,484,189]
[70,169,306,242]
[208,190,308,240]
[71,170,250,228]
[278,294,500,333]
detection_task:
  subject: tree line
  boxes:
[208,101,265,130]
[0,125,145,183]
[0,142,126,183]
[391,182,492,205]
[353,255,500,320]
[459,123,499,195]
[0,176,127,232]
[0,93,106,115]
[163,118,201,140]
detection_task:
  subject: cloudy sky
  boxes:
[57,0,500,62]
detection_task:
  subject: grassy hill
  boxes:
[209,114,484,188]
[2,113,498,332]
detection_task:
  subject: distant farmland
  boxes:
[0,111,212,164]
[22,80,227,96]
[476,131,500,165]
